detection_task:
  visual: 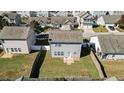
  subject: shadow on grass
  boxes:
[91,50,107,78]
[80,44,91,57]
[30,50,47,78]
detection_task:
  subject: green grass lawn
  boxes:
[93,26,108,32]
[74,28,84,32]
[40,51,99,79]
[0,52,38,80]
[101,61,124,79]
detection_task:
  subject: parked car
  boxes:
[108,26,115,31]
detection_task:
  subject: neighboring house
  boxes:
[0,11,11,16]
[77,11,93,29]
[17,11,31,17]
[90,34,124,60]
[72,11,83,17]
[109,11,124,15]
[49,31,82,61]
[36,11,49,17]
[97,15,121,27]
[2,12,21,26]
[28,17,48,28]
[0,26,36,54]
[89,11,109,17]
[60,20,74,30]
[49,11,73,17]
[50,17,77,29]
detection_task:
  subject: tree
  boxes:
[30,20,44,34]
[0,16,9,30]
[116,15,124,29]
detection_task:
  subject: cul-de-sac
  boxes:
[0,11,124,81]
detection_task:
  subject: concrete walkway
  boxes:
[1,53,14,58]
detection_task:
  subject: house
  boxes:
[90,34,124,60]
[49,11,73,17]
[0,26,36,54]
[77,11,93,29]
[97,15,121,27]
[72,11,83,17]
[60,20,74,30]
[28,17,48,28]
[109,11,124,15]
[50,16,77,29]
[2,12,21,26]
[89,11,109,17]
[49,31,82,61]
[36,11,49,17]
[17,11,31,17]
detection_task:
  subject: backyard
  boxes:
[0,51,38,80]
[101,61,124,79]
[93,25,108,32]
[39,51,99,79]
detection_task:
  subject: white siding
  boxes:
[105,54,124,60]
[2,40,29,54]
[50,43,82,58]
[90,36,102,52]
[26,29,36,52]
[97,16,105,26]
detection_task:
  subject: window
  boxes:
[6,48,9,52]
[18,48,21,52]
[1,40,4,43]
[54,52,57,56]
[11,48,14,52]
[55,44,61,47]
[58,52,60,56]
[74,52,76,54]
[14,48,18,52]
[61,52,64,56]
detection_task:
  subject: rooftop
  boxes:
[0,26,32,40]
[102,15,121,24]
[50,16,76,24]
[2,12,19,20]
[28,17,48,23]
[97,34,124,53]
[49,30,82,43]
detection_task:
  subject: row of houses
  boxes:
[1,26,124,60]
[0,26,82,61]
[28,16,77,30]
[1,11,124,30]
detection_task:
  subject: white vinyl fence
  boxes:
[31,45,50,50]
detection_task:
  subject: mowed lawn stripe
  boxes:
[40,51,99,78]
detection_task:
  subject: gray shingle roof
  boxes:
[102,15,121,24]
[2,13,18,20]
[0,26,32,40]
[49,30,82,43]
[50,17,76,25]
[28,17,48,23]
[97,34,124,53]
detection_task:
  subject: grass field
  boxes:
[0,52,38,80]
[40,51,99,79]
[101,61,124,79]
[93,26,108,32]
